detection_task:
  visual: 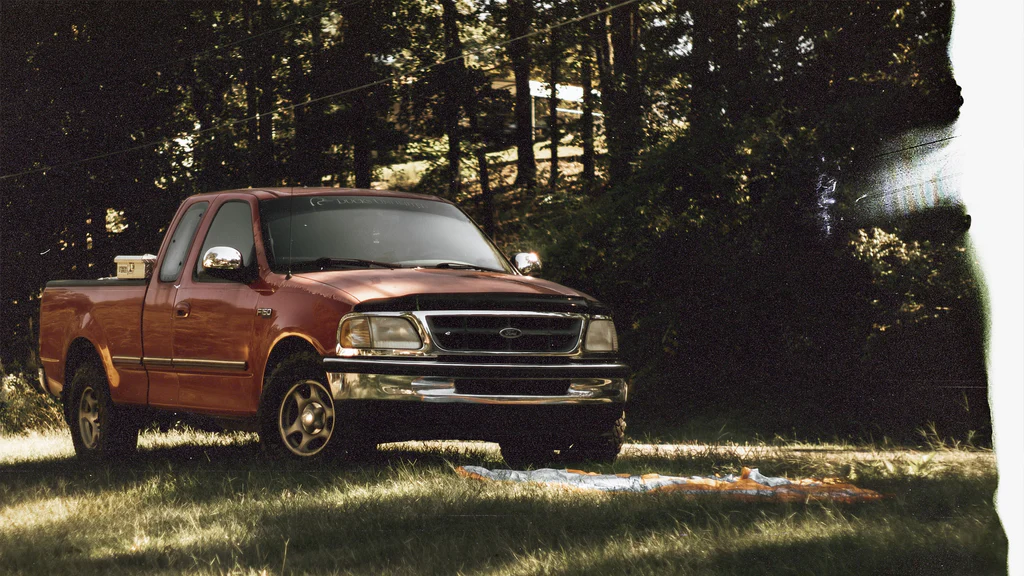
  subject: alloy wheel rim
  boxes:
[78,386,102,449]
[278,380,335,456]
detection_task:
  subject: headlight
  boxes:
[338,315,422,352]
[583,318,618,352]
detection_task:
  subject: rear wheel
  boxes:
[260,353,337,460]
[66,363,139,460]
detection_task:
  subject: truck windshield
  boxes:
[259,195,512,274]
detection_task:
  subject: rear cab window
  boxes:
[159,201,208,282]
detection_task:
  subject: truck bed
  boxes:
[38,278,148,402]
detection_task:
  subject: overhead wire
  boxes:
[0,0,642,182]
[848,135,962,204]
[867,134,959,159]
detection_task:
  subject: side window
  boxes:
[195,200,256,280]
[159,202,208,282]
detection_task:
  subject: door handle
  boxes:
[174,301,191,318]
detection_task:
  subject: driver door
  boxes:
[172,198,260,415]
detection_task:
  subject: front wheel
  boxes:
[66,363,139,460]
[260,353,337,459]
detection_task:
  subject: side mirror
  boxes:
[202,246,251,282]
[203,246,243,270]
[513,252,542,276]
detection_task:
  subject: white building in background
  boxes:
[492,78,601,132]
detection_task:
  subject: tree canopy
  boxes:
[0,0,982,440]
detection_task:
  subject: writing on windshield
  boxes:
[259,196,511,274]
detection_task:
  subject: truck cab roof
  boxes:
[189,187,453,204]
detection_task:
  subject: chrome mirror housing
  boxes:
[202,246,243,271]
[513,252,542,276]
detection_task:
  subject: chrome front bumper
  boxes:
[322,357,629,405]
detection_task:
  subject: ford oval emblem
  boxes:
[499,327,523,339]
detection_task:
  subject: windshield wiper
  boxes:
[292,257,403,271]
[432,262,503,273]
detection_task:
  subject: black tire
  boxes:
[260,352,338,460]
[563,413,626,465]
[66,363,139,460]
[499,442,557,469]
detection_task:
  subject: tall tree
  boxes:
[505,0,537,189]
[0,0,194,363]
[605,1,643,186]
[242,0,276,185]
[337,3,378,189]
[334,0,410,188]
[440,0,467,198]
[285,1,329,186]
[466,75,515,240]
[579,33,597,184]
[546,26,561,188]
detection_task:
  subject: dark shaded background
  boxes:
[0,0,989,442]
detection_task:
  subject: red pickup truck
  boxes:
[38,188,628,465]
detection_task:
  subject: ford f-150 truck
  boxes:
[38,188,629,465]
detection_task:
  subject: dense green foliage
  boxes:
[0,1,984,440]
[0,373,64,435]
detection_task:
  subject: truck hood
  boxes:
[296,268,590,303]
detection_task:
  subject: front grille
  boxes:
[436,355,573,365]
[427,315,583,353]
[454,379,571,396]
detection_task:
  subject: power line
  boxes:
[0,0,642,182]
[868,135,959,159]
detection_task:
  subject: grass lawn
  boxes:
[0,429,1006,575]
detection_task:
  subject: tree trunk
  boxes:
[580,37,595,184]
[243,0,274,185]
[607,2,642,187]
[242,1,259,179]
[506,0,536,189]
[190,72,222,192]
[255,0,275,183]
[476,148,495,238]
[289,13,326,187]
[592,9,614,185]
[353,121,372,188]
[593,11,612,107]
[688,2,741,137]
[687,2,717,141]
[287,53,309,185]
[441,0,465,198]
[340,4,375,188]
[547,28,560,188]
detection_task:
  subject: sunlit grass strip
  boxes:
[0,430,1003,575]
[0,430,74,463]
[495,510,995,576]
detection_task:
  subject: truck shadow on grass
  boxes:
[0,432,1001,497]
[2,499,1005,576]
[0,434,1006,576]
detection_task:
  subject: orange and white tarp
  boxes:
[456,466,882,503]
